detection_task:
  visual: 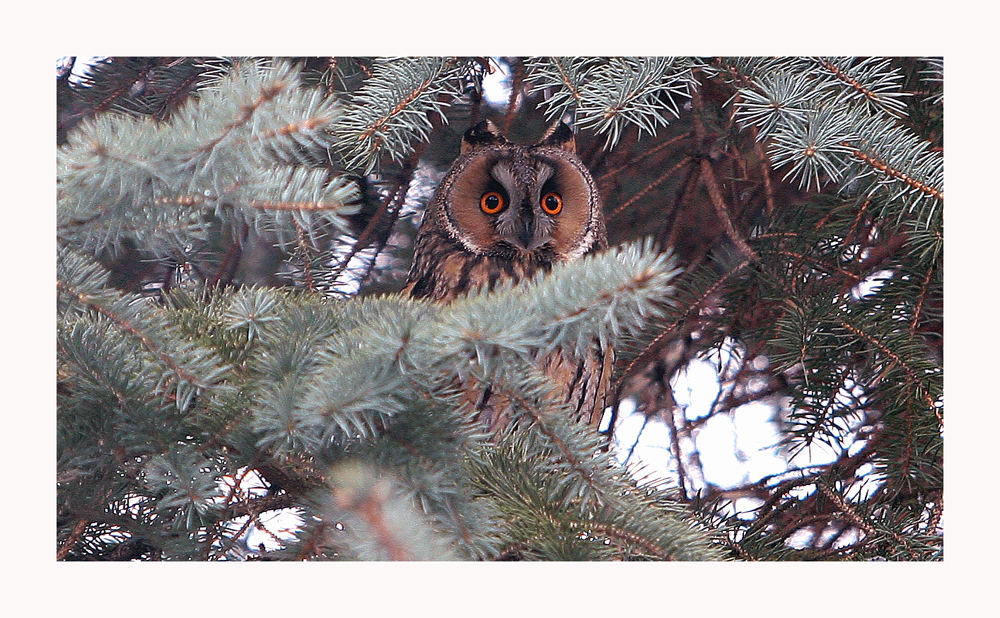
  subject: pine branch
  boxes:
[469,431,722,560]
[526,57,697,148]
[58,60,360,257]
[316,462,460,560]
[57,246,229,400]
[718,57,943,227]
[813,57,909,117]
[57,55,943,562]
[332,57,483,173]
[614,258,752,392]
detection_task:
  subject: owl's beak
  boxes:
[515,217,535,249]
[505,208,549,252]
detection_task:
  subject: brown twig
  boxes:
[754,139,777,217]
[502,59,524,134]
[909,265,936,333]
[193,80,286,159]
[293,222,316,293]
[342,142,426,287]
[575,521,673,560]
[843,143,943,201]
[56,279,209,388]
[608,157,692,221]
[815,483,876,536]
[662,161,705,248]
[665,407,689,499]
[839,320,936,417]
[295,521,328,561]
[773,249,863,283]
[551,57,583,103]
[690,86,758,261]
[614,258,752,393]
[597,131,693,183]
[818,59,887,108]
[57,519,89,560]
[207,223,249,288]
[699,161,759,261]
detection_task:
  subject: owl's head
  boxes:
[429,120,607,261]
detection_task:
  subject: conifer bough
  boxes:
[56,56,942,562]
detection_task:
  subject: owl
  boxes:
[403,120,612,431]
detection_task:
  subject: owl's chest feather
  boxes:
[403,231,612,430]
[405,233,553,303]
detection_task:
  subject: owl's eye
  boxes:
[541,192,563,215]
[480,191,506,214]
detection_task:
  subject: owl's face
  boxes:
[432,121,605,262]
[405,121,612,429]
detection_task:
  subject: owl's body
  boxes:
[404,120,611,430]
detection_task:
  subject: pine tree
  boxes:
[56,56,942,561]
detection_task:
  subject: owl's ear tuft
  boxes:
[462,120,508,154]
[538,121,576,153]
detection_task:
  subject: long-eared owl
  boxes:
[403,120,612,431]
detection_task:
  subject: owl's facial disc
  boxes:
[443,144,602,260]
[490,160,556,253]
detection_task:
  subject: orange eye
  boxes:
[541,192,563,215]
[480,191,505,214]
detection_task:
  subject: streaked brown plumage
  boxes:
[404,120,611,431]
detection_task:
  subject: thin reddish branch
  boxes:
[558,266,660,322]
[356,60,456,155]
[818,60,881,103]
[502,60,524,134]
[699,160,759,260]
[207,223,248,288]
[59,58,142,127]
[552,58,584,103]
[725,536,758,561]
[56,279,209,388]
[57,519,89,560]
[839,322,926,395]
[217,492,298,523]
[202,466,256,559]
[815,483,921,557]
[799,365,855,441]
[294,222,315,293]
[608,157,692,221]
[251,513,287,548]
[341,490,411,561]
[494,542,527,560]
[295,521,327,561]
[156,186,350,212]
[690,84,758,261]
[523,401,603,492]
[773,249,863,282]
[245,115,333,143]
[597,131,693,183]
[909,265,935,333]
[839,320,940,430]
[663,161,704,248]
[576,521,673,560]
[666,408,690,499]
[844,144,943,201]
[615,258,752,392]
[194,80,286,158]
[754,139,777,217]
[842,199,871,239]
[246,198,352,212]
[156,62,205,121]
